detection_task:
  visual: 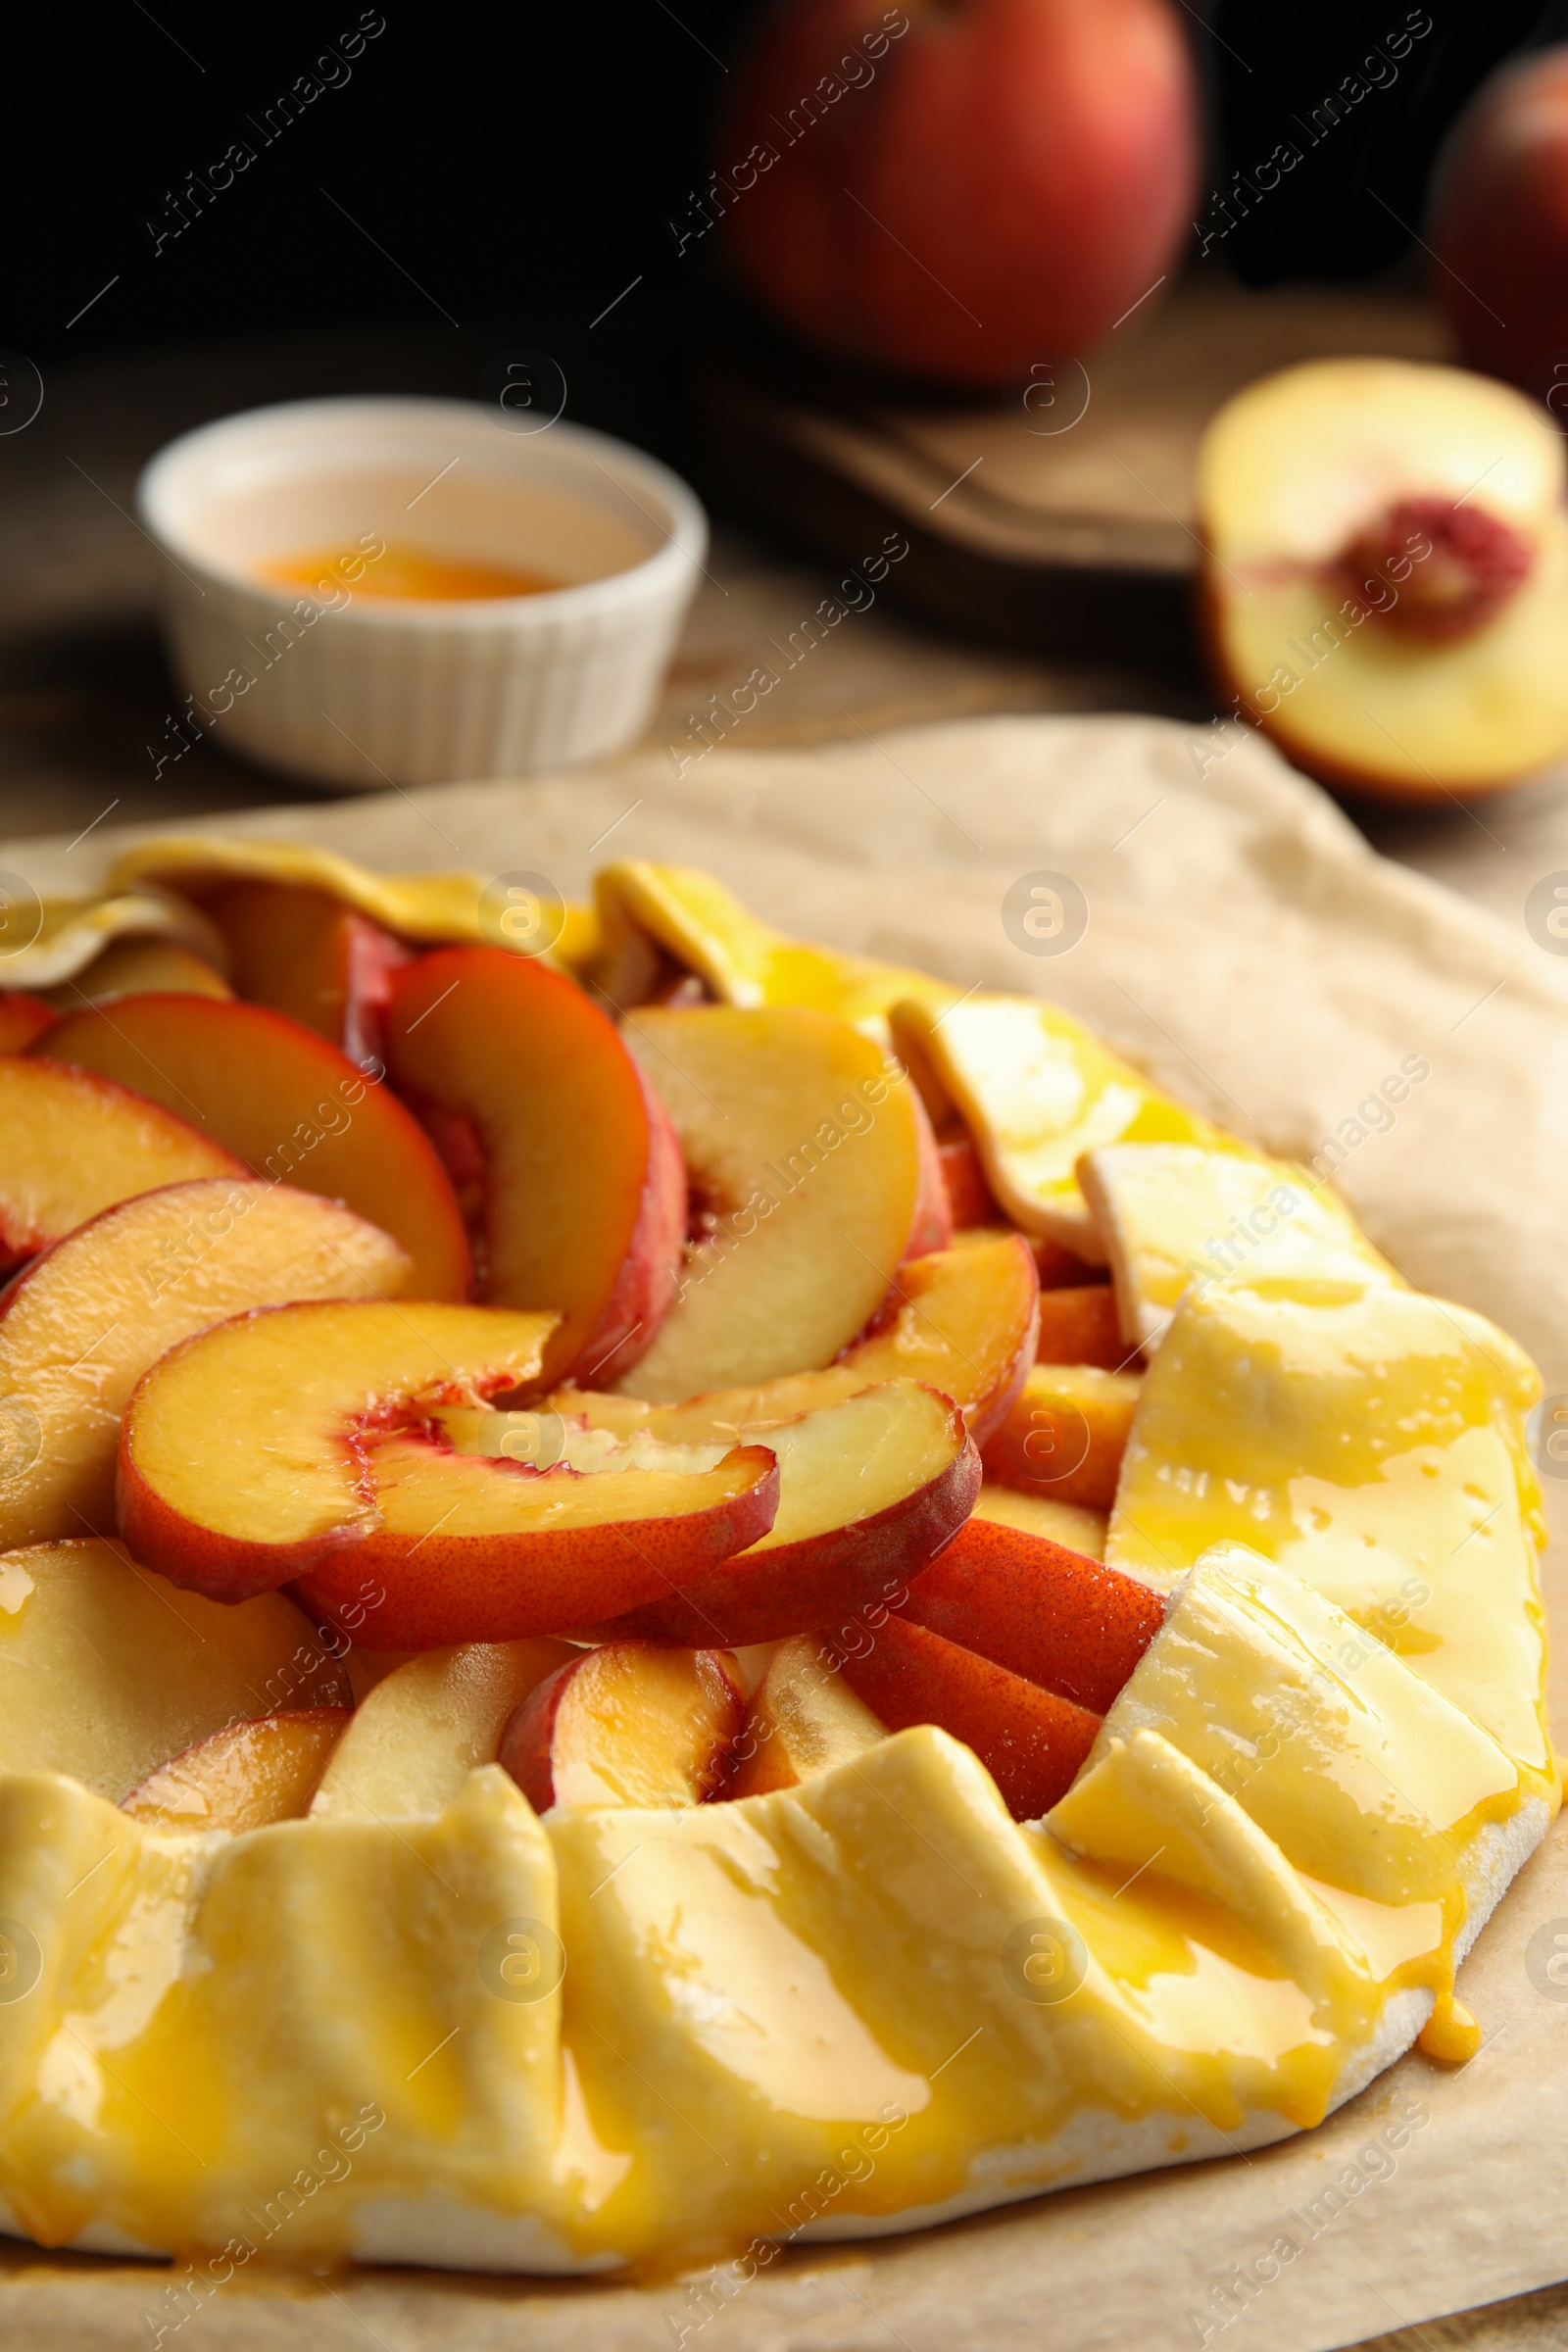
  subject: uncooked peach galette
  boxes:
[0,841,1551,2274]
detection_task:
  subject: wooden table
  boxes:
[1,319,1565,2352]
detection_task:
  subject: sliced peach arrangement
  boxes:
[0,1538,350,1806]
[553,1230,1038,1447]
[0,1179,411,1548]
[981,1362,1143,1511]
[311,1638,577,1819]
[727,1634,888,1798]
[0,850,1274,1846]
[577,1379,979,1647]
[117,1300,780,1640]
[33,996,470,1300]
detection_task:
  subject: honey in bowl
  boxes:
[259,541,563,602]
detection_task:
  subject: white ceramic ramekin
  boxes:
[136,397,708,789]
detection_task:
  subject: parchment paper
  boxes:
[2,711,1565,2352]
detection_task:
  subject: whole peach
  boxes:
[1430,46,1568,399]
[716,0,1199,387]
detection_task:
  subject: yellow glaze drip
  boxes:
[1418,1995,1482,2065]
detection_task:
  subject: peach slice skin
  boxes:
[121,1707,351,1834]
[205,879,410,1065]
[832,1613,1102,1822]
[500,1641,746,1810]
[384,947,686,1385]
[905,1088,955,1259]
[0,1054,243,1265]
[0,997,56,1053]
[938,1127,997,1230]
[295,1431,780,1649]
[582,1381,980,1647]
[979,1362,1142,1511]
[117,1299,779,1642]
[896,1515,1165,1716]
[1036,1283,1127,1368]
[33,996,470,1301]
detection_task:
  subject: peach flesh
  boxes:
[500,1641,746,1809]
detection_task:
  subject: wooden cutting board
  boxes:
[700,276,1450,663]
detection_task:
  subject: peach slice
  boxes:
[897,1514,1164,1715]
[557,1233,1037,1449]
[889,994,1219,1259]
[980,1363,1142,1511]
[614,1004,926,1397]
[951,1220,1104,1292]
[43,936,232,1008]
[906,1090,955,1259]
[832,1613,1101,1822]
[499,1640,746,1809]
[117,1300,779,1642]
[0,996,56,1053]
[1035,1283,1126,1370]
[0,1055,243,1267]
[311,1637,575,1819]
[383,947,685,1385]
[843,1234,1037,1446]
[205,879,408,1066]
[34,995,469,1299]
[1197,357,1568,800]
[726,1633,888,1798]
[0,1538,351,1803]
[938,1124,998,1230]
[973,1483,1107,1560]
[121,1708,351,1834]
[577,1381,978,1647]
[0,1179,411,1550]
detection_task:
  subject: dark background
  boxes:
[11,0,1568,373]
